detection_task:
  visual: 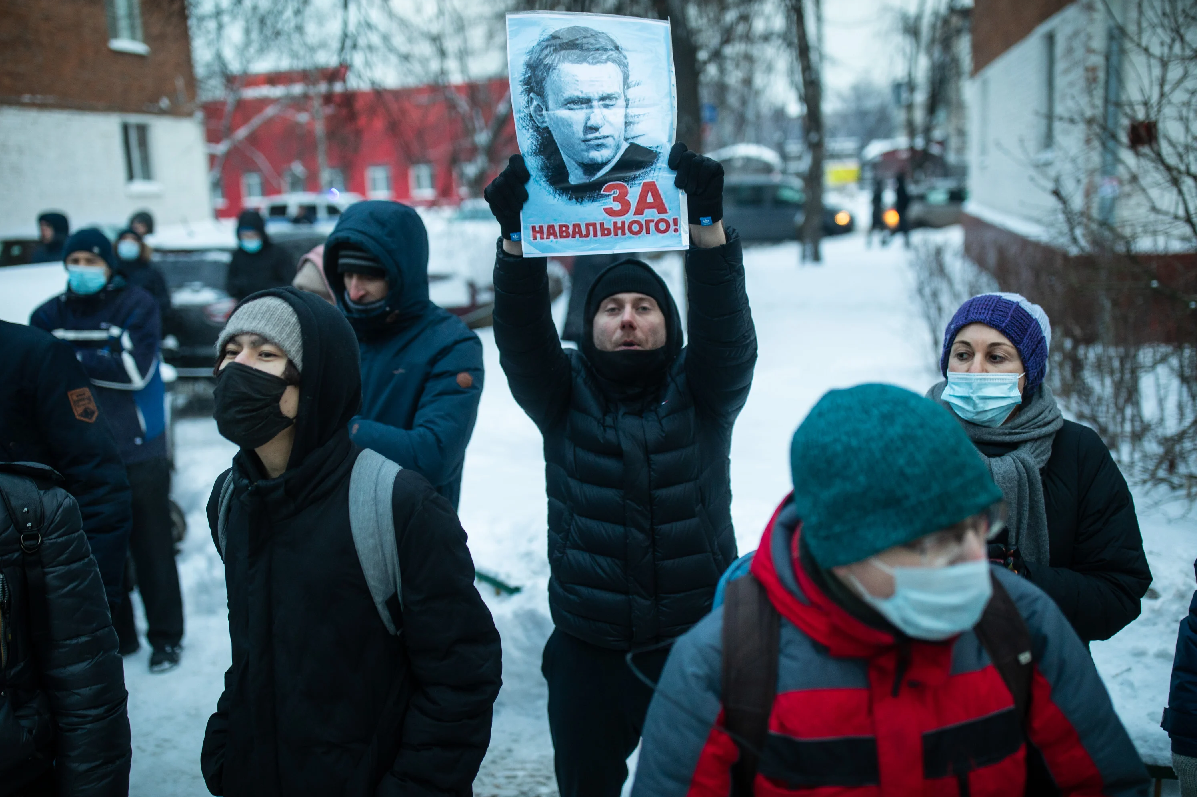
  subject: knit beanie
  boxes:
[791,383,1002,568]
[940,293,1051,394]
[216,296,304,371]
[63,228,115,268]
[584,259,671,324]
[336,244,386,278]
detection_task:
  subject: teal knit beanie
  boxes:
[791,383,1003,568]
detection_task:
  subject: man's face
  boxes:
[536,61,626,169]
[345,273,388,305]
[592,292,667,352]
[40,222,55,243]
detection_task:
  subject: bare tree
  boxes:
[790,0,824,262]
[826,79,896,151]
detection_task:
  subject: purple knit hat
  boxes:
[940,292,1052,394]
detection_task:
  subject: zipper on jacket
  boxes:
[891,640,911,698]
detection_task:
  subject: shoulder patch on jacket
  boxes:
[456,372,474,389]
[68,387,98,423]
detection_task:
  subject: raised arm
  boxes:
[670,144,757,421]
[486,155,572,430]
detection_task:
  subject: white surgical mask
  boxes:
[849,558,993,641]
[942,371,1024,427]
[117,240,141,261]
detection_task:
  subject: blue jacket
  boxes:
[323,202,483,509]
[31,278,167,466]
[1164,590,1197,757]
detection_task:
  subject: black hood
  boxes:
[38,212,69,240]
[236,209,271,246]
[579,259,682,392]
[232,287,361,468]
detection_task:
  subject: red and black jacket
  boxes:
[631,496,1149,796]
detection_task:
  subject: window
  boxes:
[211,176,226,208]
[1043,32,1056,150]
[774,185,805,207]
[323,168,346,192]
[105,0,144,43]
[726,184,767,207]
[979,77,990,158]
[366,165,392,198]
[410,163,435,198]
[268,204,290,218]
[122,122,152,182]
[242,172,263,199]
[287,169,306,194]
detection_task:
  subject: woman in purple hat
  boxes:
[929,292,1151,647]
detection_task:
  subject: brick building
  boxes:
[203,72,516,218]
[0,0,212,238]
[964,0,1194,343]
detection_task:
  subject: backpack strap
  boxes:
[721,574,780,796]
[214,471,235,562]
[974,574,1034,724]
[348,449,404,636]
[0,472,50,641]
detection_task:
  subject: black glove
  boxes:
[669,142,724,227]
[483,154,530,242]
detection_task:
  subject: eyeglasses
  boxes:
[899,502,1008,567]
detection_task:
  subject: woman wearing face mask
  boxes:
[115,228,171,326]
[632,384,1148,796]
[202,288,501,797]
[225,209,295,302]
[928,293,1151,646]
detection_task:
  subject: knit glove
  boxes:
[988,543,1026,575]
[669,142,724,226]
[483,154,530,242]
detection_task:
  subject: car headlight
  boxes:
[883,209,900,229]
[834,211,851,227]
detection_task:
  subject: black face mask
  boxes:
[213,362,295,450]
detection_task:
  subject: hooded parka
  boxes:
[492,232,757,650]
[631,496,1150,796]
[0,462,131,797]
[225,211,295,301]
[323,202,484,510]
[200,288,501,797]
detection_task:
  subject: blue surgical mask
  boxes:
[117,240,142,261]
[850,558,993,641]
[942,372,1024,427]
[66,265,110,295]
[239,237,263,254]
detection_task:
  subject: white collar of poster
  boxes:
[507,11,690,257]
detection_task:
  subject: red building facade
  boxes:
[203,71,516,218]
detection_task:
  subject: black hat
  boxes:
[336,244,386,278]
[584,259,670,323]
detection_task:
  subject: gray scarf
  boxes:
[927,382,1064,565]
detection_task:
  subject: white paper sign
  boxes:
[507,12,688,256]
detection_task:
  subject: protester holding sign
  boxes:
[485,141,754,797]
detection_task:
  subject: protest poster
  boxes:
[507,12,688,256]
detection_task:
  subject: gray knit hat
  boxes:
[216,296,304,371]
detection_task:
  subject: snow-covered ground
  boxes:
[99,227,1192,793]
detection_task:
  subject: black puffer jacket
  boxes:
[493,233,757,650]
[201,288,501,797]
[225,211,295,301]
[0,462,130,797]
[977,419,1152,643]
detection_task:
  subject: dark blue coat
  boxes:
[1163,590,1197,757]
[323,202,483,510]
[31,279,167,466]
[0,321,132,605]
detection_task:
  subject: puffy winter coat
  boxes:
[632,496,1150,796]
[323,201,484,510]
[118,257,172,326]
[200,288,501,797]
[975,419,1152,643]
[225,211,295,301]
[0,321,132,605]
[0,462,131,797]
[31,279,167,466]
[1163,590,1197,757]
[492,232,756,650]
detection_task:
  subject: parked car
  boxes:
[0,237,41,268]
[722,175,855,242]
[244,191,363,226]
[907,181,967,229]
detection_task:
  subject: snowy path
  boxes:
[121,231,1194,794]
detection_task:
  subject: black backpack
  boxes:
[720,573,1033,795]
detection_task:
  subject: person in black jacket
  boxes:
[0,461,131,797]
[225,210,294,301]
[0,321,132,612]
[115,228,171,327]
[893,173,911,248]
[201,287,501,797]
[484,144,756,797]
[929,292,1151,645]
[29,212,69,264]
[1163,584,1196,794]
